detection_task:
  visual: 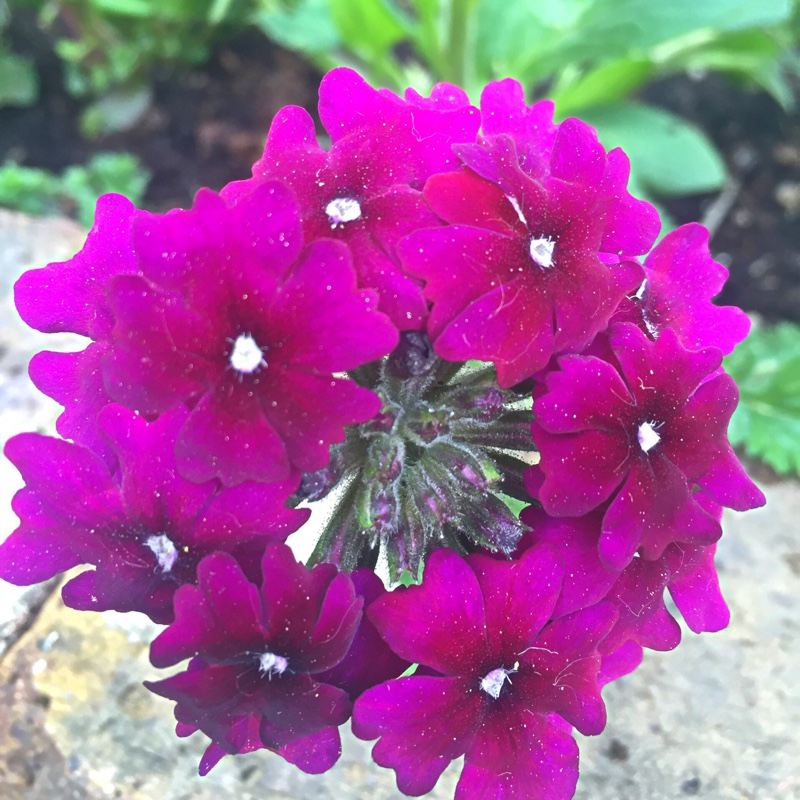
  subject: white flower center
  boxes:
[258,651,289,679]
[326,197,362,225]
[145,534,178,573]
[529,236,555,268]
[230,333,265,374]
[479,661,519,699]
[637,421,661,453]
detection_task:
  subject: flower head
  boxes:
[101,182,398,485]
[353,546,617,798]
[146,544,364,773]
[0,405,306,623]
[399,92,657,386]
[532,323,765,570]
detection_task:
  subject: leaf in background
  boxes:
[408,0,442,74]
[62,153,150,227]
[0,51,39,107]
[328,0,410,86]
[90,0,157,17]
[329,0,409,53]
[580,102,726,196]
[550,57,654,115]
[725,322,800,476]
[253,0,341,58]
[576,0,792,50]
[0,164,62,216]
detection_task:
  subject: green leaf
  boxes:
[0,163,62,216]
[0,51,39,107]
[725,322,800,476]
[577,0,791,51]
[329,0,409,62]
[551,57,654,115]
[90,0,157,17]
[252,0,341,56]
[580,102,727,196]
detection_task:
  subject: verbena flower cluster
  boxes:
[1,68,765,799]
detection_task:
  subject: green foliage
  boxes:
[0,153,150,227]
[725,322,800,476]
[0,2,38,108]
[29,0,248,103]
[580,103,727,196]
[0,49,39,106]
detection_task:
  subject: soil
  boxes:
[3,9,800,323]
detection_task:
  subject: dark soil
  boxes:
[3,10,800,323]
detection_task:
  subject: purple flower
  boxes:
[220,68,480,329]
[0,405,307,623]
[15,194,138,465]
[352,546,618,799]
[399,108,656,386]
[315,569,411,700]
[318,67,480,179]
[101,182,398,485]
[612,222,751,354]
[519,493,729,654]
[532,323,765,570]
[146,544,363,774]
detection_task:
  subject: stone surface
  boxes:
[1,212,798,799]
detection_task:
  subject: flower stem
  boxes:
[443,0,475,88]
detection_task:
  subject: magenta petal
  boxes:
[518,506,619,618]
[535,355,634,433]
[469,545,563,655]
[104,274,212,414]
[534,425,630,517]
[149,553,264,668]
[353,676,482,796]
[305,573,363,673]
[262,371,381,474]
[598,641,643,687]
[367,548,488,675]
[175,381,289,485]
[668,545,730,633]
[28,345,116,468]
[4,433,122,527]
[460,709,578,800]
[644,223,750,354]
[600,456,721,570]
[0,524,82,585]
[98,404,214,527]
[257,677,351,749]
[279,727,342,774]
[518,602,618,735]
[268,239,398,372]
[316,570,410,699]
[599,148,660,256]
[346,231,428,330]
[14,193,136,338]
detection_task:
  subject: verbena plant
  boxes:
[1,67,766,798]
